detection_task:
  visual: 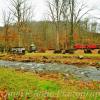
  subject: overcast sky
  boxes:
[0,0,100,26]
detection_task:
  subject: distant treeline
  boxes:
[0,21,100,51]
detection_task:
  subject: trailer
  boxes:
[11,47,25,55]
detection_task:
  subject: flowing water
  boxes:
[0,60,100,81]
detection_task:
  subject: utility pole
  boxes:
[70,0,74,49]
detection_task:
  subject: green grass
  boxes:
[0,68,60,99]
[0,67,100,99]
[1,52,100,58]
[83,54,100,58]
[0,68,59,92]
[25,53,100,59]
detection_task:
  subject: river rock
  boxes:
[78,55,84,59]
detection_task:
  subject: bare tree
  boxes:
[42,20,49,49]
[62,0,93,49]
[2,11,11,52]
[91,21,97,32]
[47,0,65,50]
[9,0,33,47]
[74,1,93,24]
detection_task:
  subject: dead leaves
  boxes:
[0,89,8,100]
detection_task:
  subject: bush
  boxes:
[38,48,46,53]
[62,49,74,54]
[98,50,100,54]
[84,49,92,54]
[54,49,62,54]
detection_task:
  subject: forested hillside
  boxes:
[0,21,100,51]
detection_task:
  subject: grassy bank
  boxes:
[0,53,100,66]
[0,67,100,99]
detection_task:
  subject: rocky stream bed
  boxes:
[0,60,100,81]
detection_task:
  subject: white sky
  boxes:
[0,0,100,26]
